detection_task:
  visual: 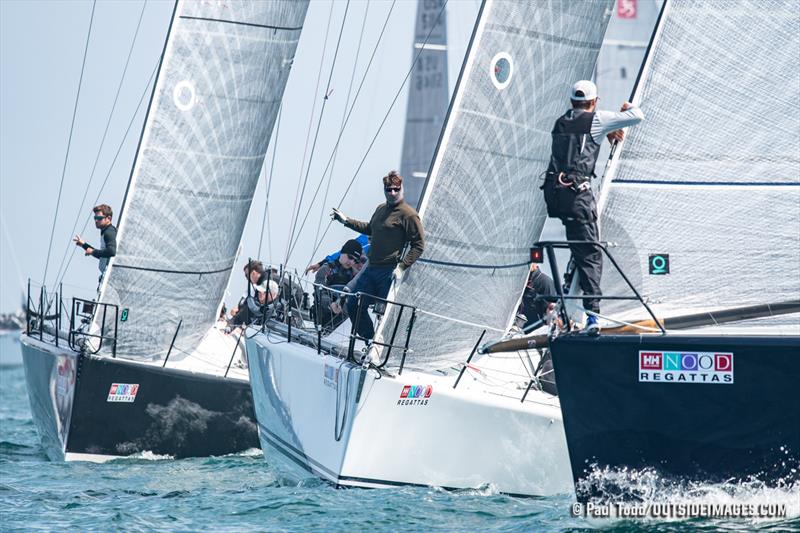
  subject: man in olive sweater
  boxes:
[331,170,425,340]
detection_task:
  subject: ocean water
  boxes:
[1,339,797,532]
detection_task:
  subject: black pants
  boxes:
[562,218,602,313]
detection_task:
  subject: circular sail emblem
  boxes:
[173,80,196,111]
[490,52,513,90]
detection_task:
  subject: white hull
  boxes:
[246,332,572,496]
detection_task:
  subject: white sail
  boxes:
[383,0,614,370]
[99,0,310,360]
[597,0,800,322]
[399,0,450,209]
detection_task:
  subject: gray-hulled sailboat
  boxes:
[21,0,309,461]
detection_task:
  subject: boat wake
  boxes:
[117,450,175,462]
[575,464,800,524]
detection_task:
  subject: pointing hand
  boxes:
[330,208,348,224]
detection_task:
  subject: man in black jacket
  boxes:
[74,204,117,281]
[542,80,644,334]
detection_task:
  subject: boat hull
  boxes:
[549,333,800,501]
[20,335,259,461]
[246,334,572,496]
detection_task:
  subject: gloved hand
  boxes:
[392,265,406,283]
[330,208,348,224]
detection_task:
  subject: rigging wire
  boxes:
[52,0,148,287]
[54,62,159,290]
[283,0,352,267]
[42,0,97,287]
[293,0,448,266]
[257,105,282,261]
[282,0,399,263]
[284,0,338,263]
[312,0,370,252]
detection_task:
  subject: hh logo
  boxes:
[617,0,637,19]
[640,352,662,370]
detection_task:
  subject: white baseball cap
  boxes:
[571,80,597,101]
[255,279,279,299]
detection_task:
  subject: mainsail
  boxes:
[99,0,310,360]
[597,0,800,322]
[384,0,614,369]
[399,0,450,209]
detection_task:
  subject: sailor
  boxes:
[330,170,425,341]
[229,279,279,329]
[313,239,363,334]
[305,233,370,274]
[73,204,117,282]
[541,80,644,334]
[519,264,556,329]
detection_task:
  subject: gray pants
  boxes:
[562,219,603,313]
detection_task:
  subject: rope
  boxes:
[417,257,531,270]
[54,62,159,290]
[52,0,147,287]
[284,0,338,263]
[42,0,97,287]
[284,0,352,265]
[257,105,282,260]
[274,0,400,266]
[303,0,449,266]
[416,308,505,333]
[312,0,370,252]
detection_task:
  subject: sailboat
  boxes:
[20,0,310,462]
[245,0,615,496]
[398,0,450,209]
[545,0,800,501]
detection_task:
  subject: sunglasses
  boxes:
[93,215,107,221]
[384,187,401,193]
[345,253,360,261]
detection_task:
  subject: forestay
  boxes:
[383,0,614,370]
[399,0,450,209]
[597,0,800,322]
[98,0,309,360]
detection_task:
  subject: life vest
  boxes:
[541,110,601,222]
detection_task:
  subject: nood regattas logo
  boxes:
[639,351,733,384]
[397,385,433,406]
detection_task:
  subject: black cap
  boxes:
[340,239,363,259]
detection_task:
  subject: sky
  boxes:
[0,0,659,313]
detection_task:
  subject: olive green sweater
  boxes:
[344,200,425,268]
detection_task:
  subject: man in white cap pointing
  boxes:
[541,80,644,334]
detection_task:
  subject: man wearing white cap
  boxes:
[542,80,644,334]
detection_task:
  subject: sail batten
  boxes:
[383,0,615,369]
[99,0,310,360]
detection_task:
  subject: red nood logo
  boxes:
[640,352,662,370]
[400,385,411,398]
[715,353,733,371]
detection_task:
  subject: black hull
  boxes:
[550,333,800,502]
[21,335,259,461]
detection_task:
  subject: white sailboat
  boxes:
[20,0,310,462]
[246,0,615,496]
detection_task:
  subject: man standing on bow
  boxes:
[331,170,425,341]
[73,204,117,283]
[542,80,644,334]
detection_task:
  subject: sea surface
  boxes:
[0,335,797,532]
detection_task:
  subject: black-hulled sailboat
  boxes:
[547,0,800,501]
[21,0,309,461]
